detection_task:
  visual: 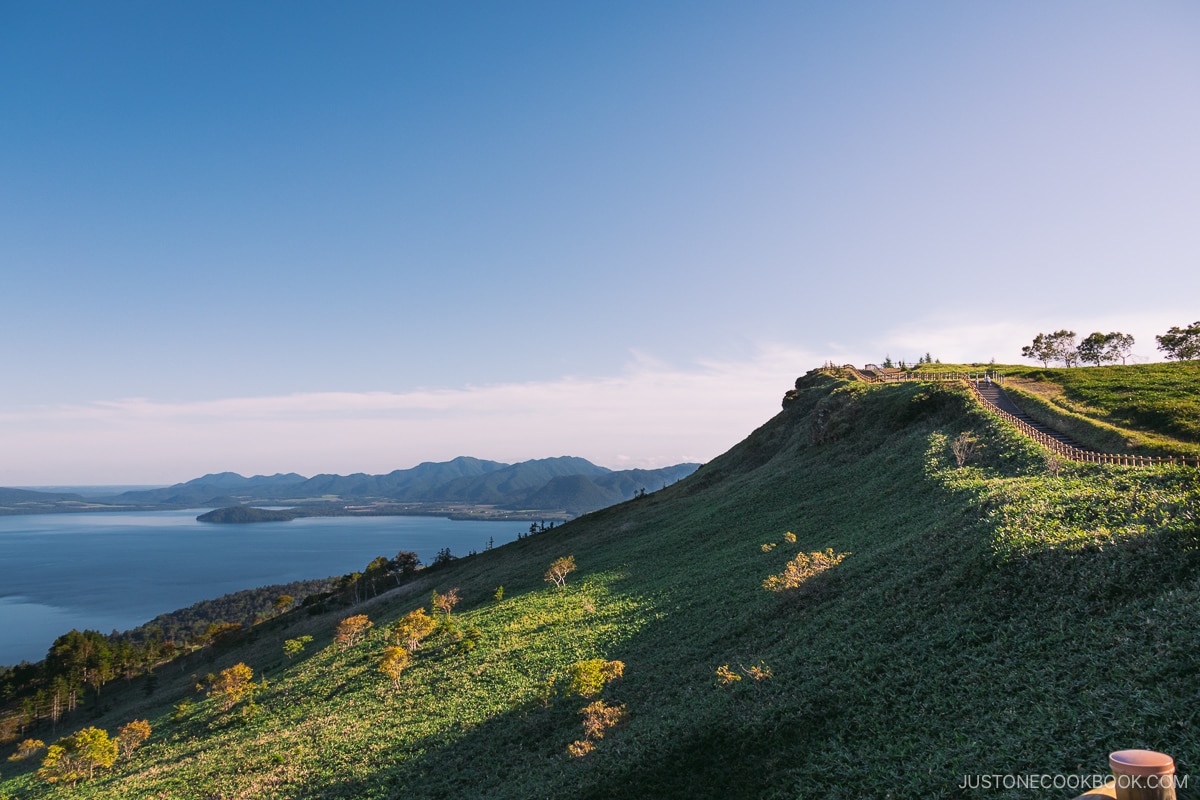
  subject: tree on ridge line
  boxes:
[1157,321,1200,360]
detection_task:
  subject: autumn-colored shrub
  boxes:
[762,548,849,592]
[116,720,151,757]
[568,700,627,757]
[391,608,437,653]
[717,662,774,685]
[545,556,577,588]
[580,700,627,740]
[335,614,374,648]
[566,659,624,698]
[208,663,255,710]
[744,662,773,681]
[37,744,83,785]
[951,431,979,467]
[715,664,741,685]
[566,739,595,757]
[8,738,45,761]
[38,727,116,783]
[379,647,411,689]
[431,588,460,619]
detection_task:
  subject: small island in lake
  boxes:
[197,506,301,524]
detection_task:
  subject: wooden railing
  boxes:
[820,365,1199,469]
[964,379,1199,468]
[834,365,1002,385]
[876,369,1002,384]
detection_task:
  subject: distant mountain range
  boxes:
[1,457,700,518]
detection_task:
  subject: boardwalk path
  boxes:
[827,365,1199,468]
[973,380,1090,451]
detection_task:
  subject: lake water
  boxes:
[0,510,523,666]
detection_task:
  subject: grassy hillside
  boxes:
[910,362,1200,457]
[4,370,1199,799]
[999,363,1200,458]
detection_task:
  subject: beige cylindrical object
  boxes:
[1109,750,1176,800]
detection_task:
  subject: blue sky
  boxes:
[3,1,1198,484]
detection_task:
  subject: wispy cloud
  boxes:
[6,309,1185,485]
[0,345,820,485]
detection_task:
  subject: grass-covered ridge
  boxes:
[906,361,1200,457]
[4,369,1199,799]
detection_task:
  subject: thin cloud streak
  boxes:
[1,346,819,485]
[5,310,1187,486]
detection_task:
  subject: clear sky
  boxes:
[2,1,1198,485]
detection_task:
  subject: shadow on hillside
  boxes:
[297,641,842,800]
[287,556,858,799]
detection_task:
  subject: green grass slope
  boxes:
[924,362,1200,457]
[1006,363,1200,443]
[4,372,1199,799]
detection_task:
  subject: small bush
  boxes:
[762,548,849,592]
[431,588,460,619]
[580,700,627,740]
[567,739,595,758]
[170,698,194,722]
[545,556,577,588]
[716,662,773,685]
[744,662,773,682]
[37,743,83,785]
[208,663,255,710]
[950,431,980,467]
[283,635,313,659]
[569,700,628,757]
[116,720,152,758]
[8,738,45,761]
[715,665,741,686]
[566,659,624,698]
[38,727,116,783]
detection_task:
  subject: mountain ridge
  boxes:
[0,456,700,518]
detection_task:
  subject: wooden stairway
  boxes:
[972,381,1092,452]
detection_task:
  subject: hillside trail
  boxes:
[841,365,1196,466]
[847,364,1092,453]
[972,379,1092,452]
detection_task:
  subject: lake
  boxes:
[0,510,523,666]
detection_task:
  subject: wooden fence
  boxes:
[961,379,1200,468]
[821,365,1200,469]
[834,365,1003,385]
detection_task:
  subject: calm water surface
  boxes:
[0,510,522,666]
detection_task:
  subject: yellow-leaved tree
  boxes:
[335,614,374,648]
[208,663,255,710]
[116,719,152,757]
[38,727,117,783]
[391,608,438,653]
[379,647,411,689]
